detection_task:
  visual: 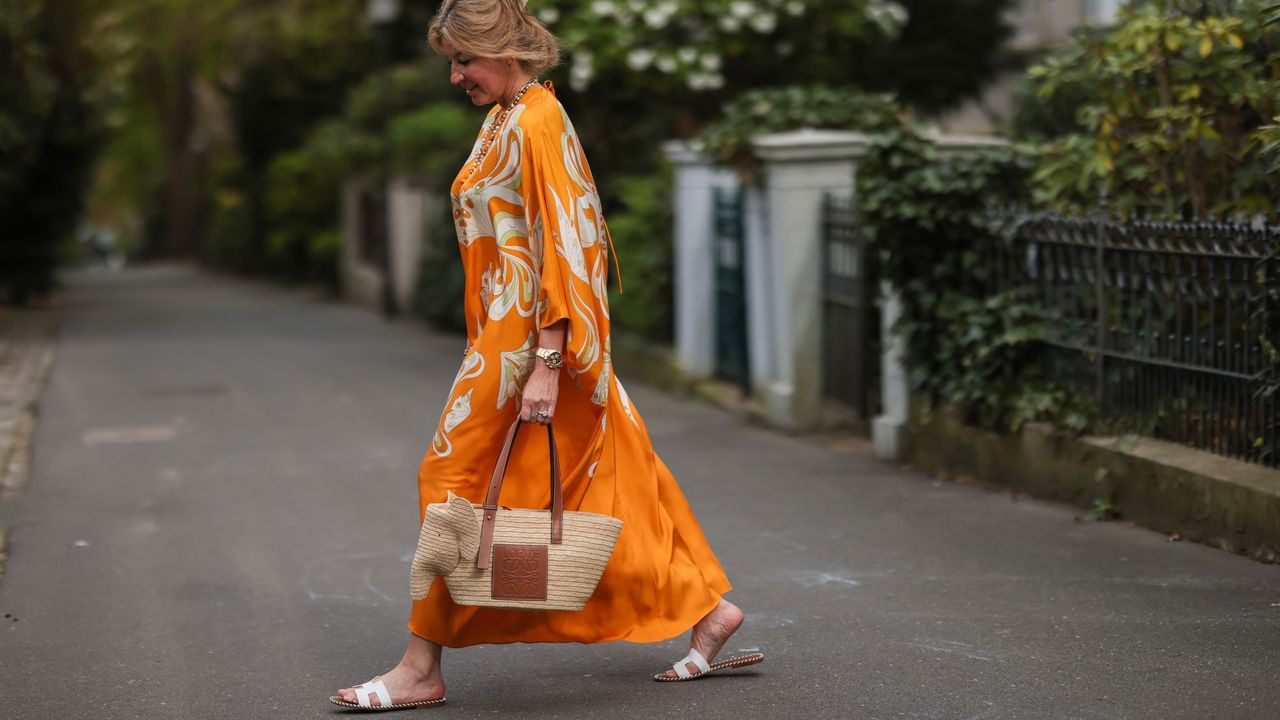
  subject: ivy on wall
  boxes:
[857,128,1093,432]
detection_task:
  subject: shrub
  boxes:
[411,211,469,334]
[1024,1,1280,216]
[699,86,902,174]
[389,104,476,187]
[604,169,675,342]
[263,139,347,287]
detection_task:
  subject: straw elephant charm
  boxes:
[409,492,482,600]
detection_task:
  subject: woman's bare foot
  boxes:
[335,634,446,707]
[658,598,746,679]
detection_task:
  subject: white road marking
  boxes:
[907,639,993,661]
[82,425,178,445]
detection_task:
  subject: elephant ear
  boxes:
[410,492,468,600]
[448,492,482,563]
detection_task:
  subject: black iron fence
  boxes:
[822,195,879,419]
[993,210,1279,468]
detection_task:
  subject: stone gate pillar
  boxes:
[662,141,739,378]
[750,130,872,431]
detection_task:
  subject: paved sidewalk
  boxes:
[1,265,1279,720]
[0,303,58,501]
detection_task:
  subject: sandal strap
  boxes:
[672,648,712,679]
[355,679,392,707]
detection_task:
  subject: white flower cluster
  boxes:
[643,0,677,29]
[570,50,595,92]
[621,46,724,89]
[718,0,778,33]
[555,0,903,92]
[866,0,909,36]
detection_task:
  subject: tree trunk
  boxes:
[144,6,203,259]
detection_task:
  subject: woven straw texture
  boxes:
[411,492,622,611]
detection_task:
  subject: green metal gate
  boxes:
[822,194,872,417]
[713,187,750,393]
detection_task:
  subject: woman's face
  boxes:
[442,40,514,106]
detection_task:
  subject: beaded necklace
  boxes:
[465,78,540,181]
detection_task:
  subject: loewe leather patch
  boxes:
[491,544,548,601]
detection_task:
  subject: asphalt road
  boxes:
[1,264,1278,720]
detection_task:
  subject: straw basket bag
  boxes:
[409,419,623,611]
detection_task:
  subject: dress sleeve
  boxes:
[518,107,608,372]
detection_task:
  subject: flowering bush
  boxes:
[533,0,908,93]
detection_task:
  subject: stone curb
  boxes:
[0,299,61,586]
[0,409,36,498]
[609,333,783,436]
[909,403,1280,564]
[609,331,869,436]
[611,333,1280,564]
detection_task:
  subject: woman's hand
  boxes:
[520,362,559,425]
[522,319,566,425]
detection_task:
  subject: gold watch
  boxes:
[535,348,564,369]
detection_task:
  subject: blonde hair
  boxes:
[428,0,561,75]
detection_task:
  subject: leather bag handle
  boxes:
[475,419,563,570]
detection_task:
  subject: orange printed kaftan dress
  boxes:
[407,83,731,647]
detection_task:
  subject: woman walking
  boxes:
[332,0,762,709]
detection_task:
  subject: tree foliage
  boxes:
[1024,0,1280,217]
[86,0,377,265]
[1,0,104,303]
[1254,2,1280,464]
[845,0,1014,115]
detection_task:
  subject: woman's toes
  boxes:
[656,663,701,679]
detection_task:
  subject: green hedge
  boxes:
[700,85,901,175]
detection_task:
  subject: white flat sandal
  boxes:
[328,677,446,711]
[653,647,766,682]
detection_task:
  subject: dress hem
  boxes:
[406,578,732,649]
